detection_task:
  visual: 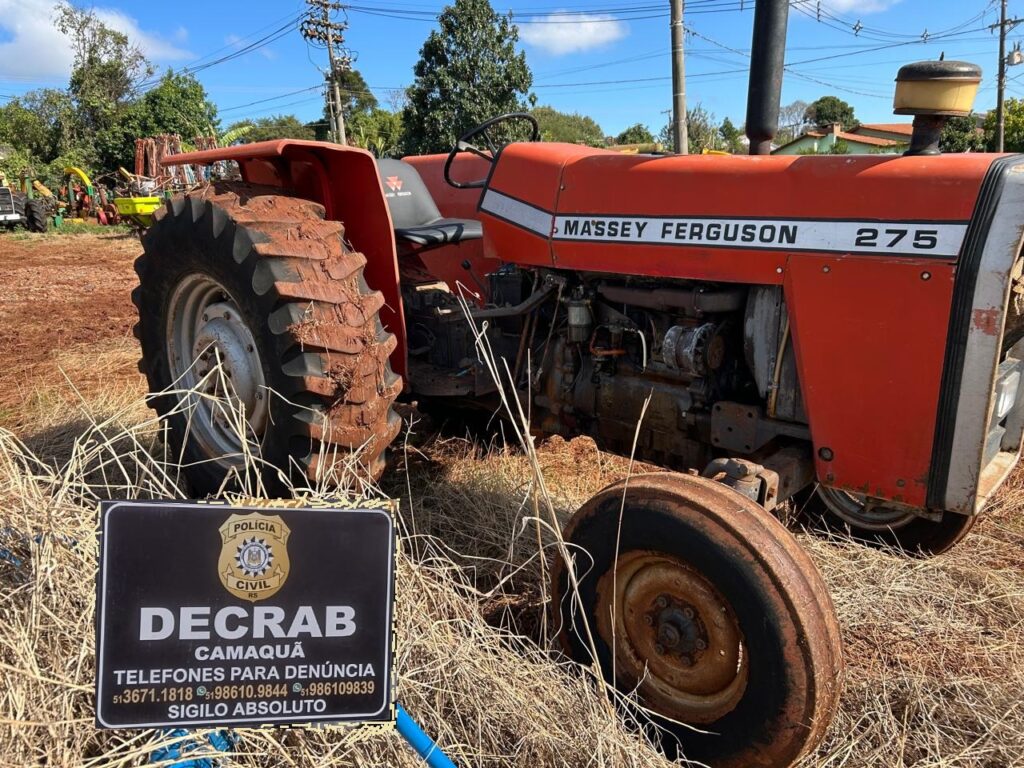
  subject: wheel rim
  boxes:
[165,273,268,465]
[596,550,748,724]
[818,486,916,531]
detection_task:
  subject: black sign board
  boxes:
[96,501,395,729]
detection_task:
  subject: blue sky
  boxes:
[0,0,1015,138]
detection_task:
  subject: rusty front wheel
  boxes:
[551,473,843,768]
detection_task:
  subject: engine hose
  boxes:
[589,326,626,358]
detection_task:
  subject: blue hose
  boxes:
[149,729,235,767]
[146,708,453,767]
[396,704,458,768]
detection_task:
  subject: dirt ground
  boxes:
[0,231,142,424]
[2,231,1024,767]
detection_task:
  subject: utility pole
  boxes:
[325,83,338,143]
[998,0,1008,153]
[992,1,1024,152]
[670,0,688,154]
[302,0,352,145]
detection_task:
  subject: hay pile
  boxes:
[3,364,1024,766]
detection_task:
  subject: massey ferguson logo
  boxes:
[384,176,403,192]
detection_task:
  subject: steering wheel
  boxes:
[443,112,540,189]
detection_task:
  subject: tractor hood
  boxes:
[477,142,999,284]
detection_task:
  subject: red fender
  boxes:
[163,141,407,379]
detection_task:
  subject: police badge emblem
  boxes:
[218,513,291,601]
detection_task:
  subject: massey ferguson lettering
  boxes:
[546,215,969,257]
[560,218,798,245]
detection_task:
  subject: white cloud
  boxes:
[519,12,628,56]
[0,0,191,82]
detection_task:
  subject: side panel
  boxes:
[477,144,1001,508]
[480,143,605,267]
[164,141,408,379]
[783,256,956,507]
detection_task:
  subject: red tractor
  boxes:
[132,2,1023,765]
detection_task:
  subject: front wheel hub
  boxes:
[652,597,707,664]
[597,551,748,723]
[191,301,267,434]
[166,274,268,462]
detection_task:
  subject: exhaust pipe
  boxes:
[745,0,790,155]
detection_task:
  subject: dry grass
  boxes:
[0,381,672,767]
[2,329,1024,766]
[389,432,1024,768]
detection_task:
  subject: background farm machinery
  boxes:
[0,134,232,234]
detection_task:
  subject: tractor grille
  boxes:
[985,356,1023,466]
[988,258,1024,466]
[0,188,15,217]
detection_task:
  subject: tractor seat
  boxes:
[377,158,483,248]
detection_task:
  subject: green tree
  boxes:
[0,144,37,182]
[0,90,73,164]
[94,71,218,171]
[134,73,217,138]
[718,116,744,153]
[983,102,1024,151]
[829,138,850,155]
[615,123,655,145]
[777,99,808,144]
[803,96,857,130]
[313,68,382,143]
[402,0,532,154]
[0,6,216,179]
[55,1,153,161]
[657,104,718,153]
[531,105,603,145]
[315,68,381,142]
[940,114,987,153]
[338,69,379,118]
[227,115,317,144]
[349,108,404,157]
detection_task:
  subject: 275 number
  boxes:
[854,227,938,250]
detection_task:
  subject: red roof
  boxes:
[834,131,902,147]
[856,122,915,136]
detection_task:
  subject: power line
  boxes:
[137,13,305,91]
[182,7,306,70]
[785,25,991,66]
[218,86,324,113]
[791,1,992,43]
[224,95,326,119]
[685,25,890,99]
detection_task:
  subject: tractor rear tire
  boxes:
[551,473,843,768]
[24,198,48,232]
[811,486,975,556]
[132,183,402,495]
